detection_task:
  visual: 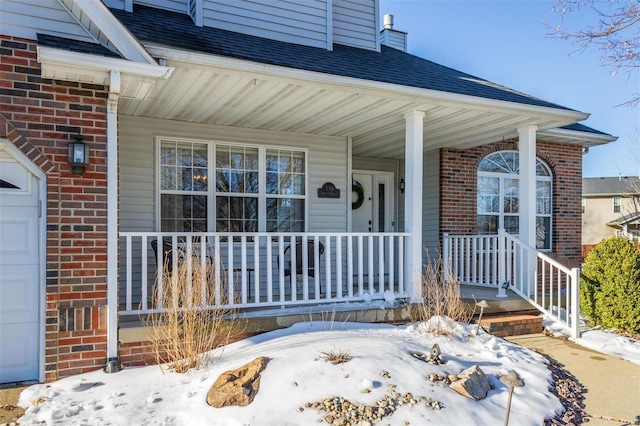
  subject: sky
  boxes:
[379,0,639,178]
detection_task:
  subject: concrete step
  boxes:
[479,314,543,337]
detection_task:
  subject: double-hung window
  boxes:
[158,138,307,234]
[612,196,621,214]
[477,151,552,250]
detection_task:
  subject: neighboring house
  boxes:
[0,0,616,384]
[582,176,640,255]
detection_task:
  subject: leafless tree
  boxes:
[549,0,640,107]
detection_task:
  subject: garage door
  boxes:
[0,148,41,383]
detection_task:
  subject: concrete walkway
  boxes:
[507,333,640,425]
[0,385,26,425]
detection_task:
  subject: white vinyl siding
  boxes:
[1,0,94,42]
[118,116,348,235]
[332,0,378,51]
[201,0,329,49]
[380,29,407,52]
[422,149,440,262]
[135,0,188,14]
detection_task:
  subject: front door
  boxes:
[351,171,394,287]
[0,148,41,383]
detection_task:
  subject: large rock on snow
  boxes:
[206,356,270,408]
[449,365,491,400]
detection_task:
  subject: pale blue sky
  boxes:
[380,0,639,178]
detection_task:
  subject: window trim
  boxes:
[477,150,553,251]
[612,196,621,214]
[156,136,309,234]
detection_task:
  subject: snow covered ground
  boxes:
[16,315,639,425]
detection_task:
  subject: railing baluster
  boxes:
[266,236,273,303]
[378,235,384,293]
[278,236,285,304]
[254,235,260,304]
[357,235,363,296]
[214,235,221,306]
[388,235,394,293]
[336,235,343,299]
[126,235,132,312]
[398,236,404,294]
[325,235,332,300]
[314,236,320,299]
[141,235,148,311]
[290,235,297,302]
[227,237,234,305]
[301,235,309,301]
[241,235,247,304]
[347,235,353,298]
[367,235,374,295]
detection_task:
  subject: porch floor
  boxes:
[118,285,536,345]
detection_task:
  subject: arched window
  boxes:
[477,151,552,250]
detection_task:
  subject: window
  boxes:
[158,138,306,233]
[613,196,621,213]
[581,198,586,214]
[477,151,552,250]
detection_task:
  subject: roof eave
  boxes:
[143,43,590,128]
[37,46,173,99]
[539,127,617,148]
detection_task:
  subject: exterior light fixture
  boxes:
[500,371,525,426]
[399,178,405,193]
[68,135,89,175]
[475,299,490,335]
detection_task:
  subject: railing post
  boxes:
[497,229,507,298]
[570,267,581,339]
[443,233,450,284]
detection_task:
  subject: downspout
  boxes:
[106,70,120,371]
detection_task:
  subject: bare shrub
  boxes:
[145,248,236,373]
[319,347,352,364]
[409,255,472,334]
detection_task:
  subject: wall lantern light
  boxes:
[399,178,405,194]
[68,135,89,175]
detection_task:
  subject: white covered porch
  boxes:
[109,44,590,359]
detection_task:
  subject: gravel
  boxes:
[543,356,589,426]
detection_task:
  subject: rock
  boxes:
[206,356,270,408]
[449,365,491,400]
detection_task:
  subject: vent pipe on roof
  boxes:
[380,14,407,52]
[384,14,394,30]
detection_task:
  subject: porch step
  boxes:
[479,314,543,337]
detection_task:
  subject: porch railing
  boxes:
[443,229,580,338]
[119,232,409,315]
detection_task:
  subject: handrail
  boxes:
[444,229,580,338]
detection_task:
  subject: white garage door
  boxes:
[0,148,41,383]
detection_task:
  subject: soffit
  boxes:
[117,58,584,159]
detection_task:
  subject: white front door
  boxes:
[351,171,394,286]
[0,148,41,383]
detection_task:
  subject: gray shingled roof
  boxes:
[583,176,640,195]
[37,33,122,58]
[109,5,579,111]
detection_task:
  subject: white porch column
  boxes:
[518,125,538,295]
[404,111,425,301]
[107,71,120,364]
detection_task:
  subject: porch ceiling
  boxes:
[117,57,583,159]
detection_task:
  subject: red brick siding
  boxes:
[1,35,109,381]
[440,140,582,267]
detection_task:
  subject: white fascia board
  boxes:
[539,127,618,145]
[38,46,173,97]
[144,43,590,124]
[59,0,156,65]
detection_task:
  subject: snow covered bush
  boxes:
[146,248,237,372]
[580,236,640,333]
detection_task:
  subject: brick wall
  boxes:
[1,35,109,381]
[440,140,583,267]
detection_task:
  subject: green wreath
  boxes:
[352,180,365,210]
